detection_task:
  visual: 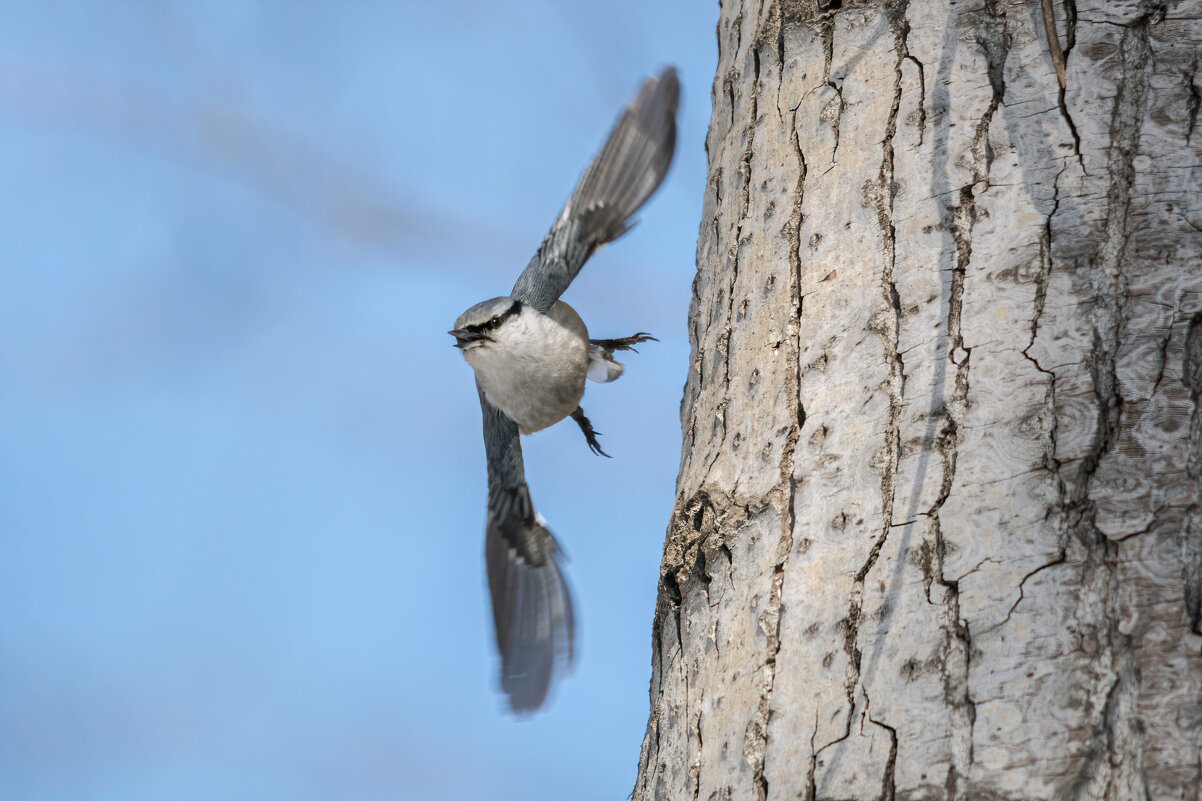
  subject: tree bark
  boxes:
[635,1,1202,799]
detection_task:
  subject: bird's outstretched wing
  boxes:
[478,384,574,713]
[510,67,680,312]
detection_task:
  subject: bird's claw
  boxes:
[571,407,611,458]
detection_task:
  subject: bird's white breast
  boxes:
[465,301,589,434]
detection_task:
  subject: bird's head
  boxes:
[449,297,524,355]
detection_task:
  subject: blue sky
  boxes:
[0,2,717,799]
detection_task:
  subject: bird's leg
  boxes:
[588,332,657,354]
[570,407,611,458]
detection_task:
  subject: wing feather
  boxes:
[511,67,680,311]
[479,384,574,713]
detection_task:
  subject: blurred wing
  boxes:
[510,66,680,312]
[478,384,574,713]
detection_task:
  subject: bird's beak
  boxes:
[448,328,493,349]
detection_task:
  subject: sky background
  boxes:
[0,2,718,800]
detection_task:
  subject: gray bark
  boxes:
[635,1,1202,799]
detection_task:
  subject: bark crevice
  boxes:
[746,13,809,795]
[1062,8,1160,797]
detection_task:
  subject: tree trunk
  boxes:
[634,1,1202,799]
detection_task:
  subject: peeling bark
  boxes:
[634,1,1202,799]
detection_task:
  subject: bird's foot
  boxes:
[588,332,657,354]
[570,407,611,458]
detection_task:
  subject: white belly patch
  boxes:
[469,308,589,434]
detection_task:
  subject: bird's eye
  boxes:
[490,316,500,326]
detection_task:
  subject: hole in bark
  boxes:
[661,570,682,605]
[696,547,711,590]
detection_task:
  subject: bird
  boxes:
[449,67,679,713]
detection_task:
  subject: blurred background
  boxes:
[0,2,717,799]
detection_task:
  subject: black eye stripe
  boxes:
[468,300,523,333]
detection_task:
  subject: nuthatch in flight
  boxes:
[450,67,679,712]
